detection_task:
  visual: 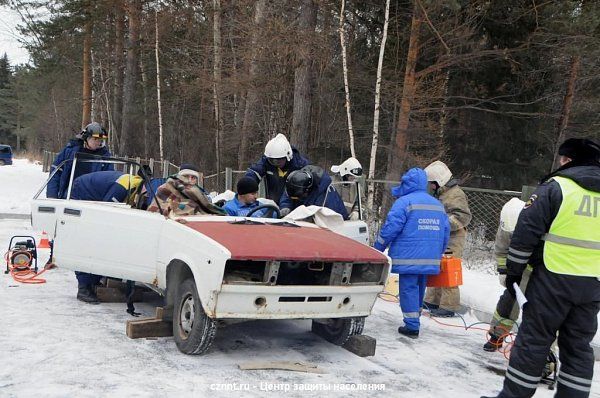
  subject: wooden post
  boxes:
[148,158,154,176]
[225,167,233,191]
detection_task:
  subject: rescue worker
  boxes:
[148,164,224,217]
[484,197,526,351]
[47,122,114,199]
[222,177,269,217]
[71,170,143,204]
[374,168,450,338]
[483,138,600,398]
[245,133,309,205]
[279,165,348,219]
[69,170,143,304]
[331,157,363,220]
[423,160,472,317]
[331,157,363,183]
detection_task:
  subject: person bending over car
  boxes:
[279,165,348,219]
[223,177,270,217]
[70,170,143,304]
[244,133,309,205]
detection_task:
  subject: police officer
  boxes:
[483,138,600,398]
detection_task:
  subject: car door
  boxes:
[31,198,67,240]
[53,201,165,283]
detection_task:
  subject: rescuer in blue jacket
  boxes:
[245,134,309,205]
[374,168,450,338]
[71,170,143,203]
[69,170,143,304]
[47,122,114,199]
[279,165,348,219]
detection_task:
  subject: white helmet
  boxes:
[331,157,363,178]
[500,197,525,232]
[425,160,452,187]
[264,133,293,161]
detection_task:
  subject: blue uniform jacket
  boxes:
[71,171,139,203]
[222,195,269,217]
[47,139,113,199]
[245,147,309,204]
[279,165,349,219]
[374,168,450,275]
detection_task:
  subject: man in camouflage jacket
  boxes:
[423,161,472,317]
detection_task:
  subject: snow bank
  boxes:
[0,158,48,213]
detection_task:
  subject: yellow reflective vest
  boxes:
[543,176,600,277]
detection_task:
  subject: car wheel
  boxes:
[0,160,5,166]
[173,278,217,355]
[311,317,365,345]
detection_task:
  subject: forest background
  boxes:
[0,0,598,209]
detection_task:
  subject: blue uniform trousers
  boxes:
[398,274,428,331]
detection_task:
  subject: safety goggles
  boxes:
[267,157,287,166]
[349,167,363,177]
[90,132,108,140]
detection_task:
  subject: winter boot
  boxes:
[483,334,504,352]
[423,301,439,310]
[398,326,419,339]
[77,285,100,304]
[430,308,455,318]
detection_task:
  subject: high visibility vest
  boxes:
[543,176,600,277]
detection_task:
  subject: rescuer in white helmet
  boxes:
[244,133,310,205]
[423,160,472,318]
[331,157,363,220]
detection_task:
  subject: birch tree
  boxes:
[339,0,355,158]
[155,9,164,161]
[212,0,223,186]
[367,0,390,210]
[81,15,92,128]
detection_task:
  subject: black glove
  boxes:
[505,274,523,297]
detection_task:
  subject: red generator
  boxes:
[427,255,463,287]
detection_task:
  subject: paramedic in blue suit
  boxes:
[374,168,450,338]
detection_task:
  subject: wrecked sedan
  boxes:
[31,156,390,355]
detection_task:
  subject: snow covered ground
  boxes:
[1,159,599,397]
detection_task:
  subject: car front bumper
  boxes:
[212,284,383,319]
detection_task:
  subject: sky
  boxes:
[0,5,31,65]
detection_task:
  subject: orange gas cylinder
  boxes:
[426,255,463,288]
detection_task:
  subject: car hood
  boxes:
[185,220,388,263]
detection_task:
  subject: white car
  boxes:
[32,157,390,355]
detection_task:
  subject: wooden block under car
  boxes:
[342,335,376,357]
[126,307,173,339]
[96,286,145,303]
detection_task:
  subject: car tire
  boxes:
[0,160,5,166]
[311,317,365,346]
[173,278,217,355]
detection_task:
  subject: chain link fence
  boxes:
[461,187,522,274]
